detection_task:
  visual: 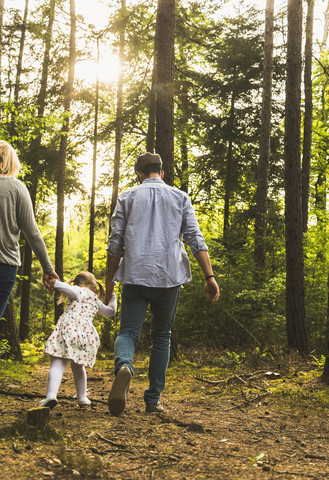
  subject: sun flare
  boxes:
[75,53,121,85]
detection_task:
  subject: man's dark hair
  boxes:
[138,163,162,176]
[135,152,162,175]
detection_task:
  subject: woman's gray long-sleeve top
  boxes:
[0,176,53,272]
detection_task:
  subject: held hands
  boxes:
[204,277,220,304]
[43,270,59,290]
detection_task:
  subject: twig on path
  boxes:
[96,433,129,449]
[90,446,136,455]
[110,466,145,473]
[0,389,108,405]
[0,390,41,399]
[304,453,327,460]
[272,470,327,478]
[223,391,270,411]
[194,370,268,386]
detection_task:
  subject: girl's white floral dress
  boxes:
[44,282,116,368]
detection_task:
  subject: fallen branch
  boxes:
[194,370,268,386]
[304,453,326,460]
[90,446,135,455]
[0,389,108,405]
[223,391,270,411]
[272,470,325,478]
[96,433,129,449]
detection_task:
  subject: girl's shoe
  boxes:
[78,398,91,407]
[40,397,58,410]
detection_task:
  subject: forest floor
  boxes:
[1,347,329,480]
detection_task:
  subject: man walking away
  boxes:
[106,152,219,415]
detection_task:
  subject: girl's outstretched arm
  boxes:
[98,293,117,317]
[52,280,78,299]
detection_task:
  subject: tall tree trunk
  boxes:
[146,8,158,153]
[55,0,76,319]
[14,0,29,104]
[154,0,177,360]
[254,0,274,283]
[301,0,314,233]
[180,135,188,193]
[19,0,56,340]
[155,0,175,186]
[88,36,100,274]
[322,0,329,50]
[223,93,235,247]
[106,0,126,291]
[0,296,22,360]
[0,0,4,123]
[284,0,308,354]
[109,0,126,220]
[321,269,329,384]
[322,0,329,382]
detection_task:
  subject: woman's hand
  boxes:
[43,270,59,290]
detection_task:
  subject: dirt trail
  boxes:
[0,354,329,479]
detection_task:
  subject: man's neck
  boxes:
[138,172,162,183]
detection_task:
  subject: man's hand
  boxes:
[43,270,59,290]
[204,277,220,304]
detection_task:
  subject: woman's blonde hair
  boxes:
[57,271,105,304]
[0,141,20,177]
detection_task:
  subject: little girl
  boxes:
[41,271,117,409]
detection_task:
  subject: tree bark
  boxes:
[301,0,314,233]
[55,0,76,319]
[284,0,308,354]
[321,269,329,384]
[19,0,56,339]
[88,36,100,274]
[0,295,22,361]
[180,135,188,193]
[13,0,29,104]
[106,1,126,291]
[321,0,329,50]
[109,0,126,220]
[0,0,4,122]
[223,93,235,247]
[254,0,274,283]
[146,7,158,153]
[155,0,175,186]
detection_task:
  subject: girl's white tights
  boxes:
[46,356,88,403]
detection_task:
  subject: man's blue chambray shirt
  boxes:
[107,178,208,288]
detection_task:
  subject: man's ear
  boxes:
[136,171,144,183]
[160,170,164,179]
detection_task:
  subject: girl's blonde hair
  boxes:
[57,271,105,304]
[0,141,21,177]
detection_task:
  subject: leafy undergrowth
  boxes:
[1,347,329,479]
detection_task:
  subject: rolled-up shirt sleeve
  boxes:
[181,195,208,256]
[107,196,126,257]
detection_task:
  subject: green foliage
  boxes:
[248,452,265,467]
[0,339,11,358]
[2,0,328,356]
[56,446,103,477]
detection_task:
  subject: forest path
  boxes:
[0,352,329,479]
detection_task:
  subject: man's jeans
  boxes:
[0,264,17,319]
[114,284,180,405]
